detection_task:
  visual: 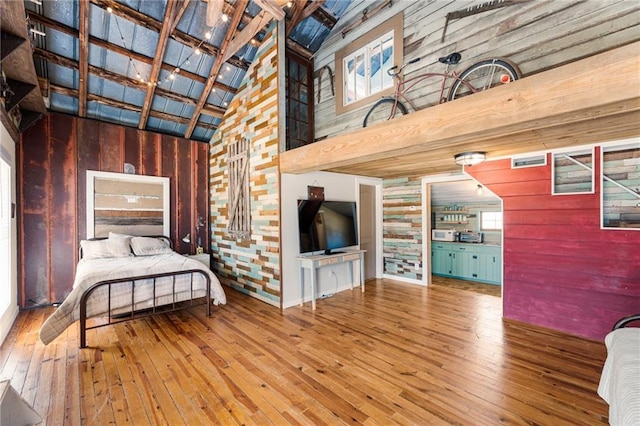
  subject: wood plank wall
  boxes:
[466,150,640,340]
[313,1,640,140]
[209,23,282,307]
[18,112,209,307]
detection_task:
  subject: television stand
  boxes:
[297,250,365,310]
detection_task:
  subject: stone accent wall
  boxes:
[382,176,423,281]
[209,23,281,307]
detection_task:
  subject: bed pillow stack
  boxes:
[80,238,132,259]
[129,236,173,256]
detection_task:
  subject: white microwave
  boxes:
[432,229,457,242]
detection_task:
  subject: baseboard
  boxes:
[382,274,425,286]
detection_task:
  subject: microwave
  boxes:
[432,229,457,242]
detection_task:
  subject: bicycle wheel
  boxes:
[447,59,521,101]
[362,98,408,128]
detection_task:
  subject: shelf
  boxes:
[0,0,46,140]
[435,210,469,214]
[440,221,469,224]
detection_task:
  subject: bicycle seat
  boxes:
[439,52,462,65]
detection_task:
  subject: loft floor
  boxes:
[0,277,607,424]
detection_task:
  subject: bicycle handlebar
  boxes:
[387,57,421,76]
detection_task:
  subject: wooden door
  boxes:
[359,184,376,280]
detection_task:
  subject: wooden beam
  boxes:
[49,83,218,131]
[254,0,285,21]
[33,48,225,119]
[89,0,250,71]
[78,0,90,117]
[286,0,325,37]
[185,0,249,138]
[138,0,178,130]
[279,42,640,178]
[28,13,238,95]
[220,10,271,64]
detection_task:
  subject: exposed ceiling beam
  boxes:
[286,0,325,37]
[27,13,238,96]
[33,47,225,119]
[78,0,89,117]
[220,10,271,64]
[310,2,337,28]
[286,38,313,59]
[185,0,249,138]
[138,0,179,130]
[254,0,286,21]
[90,0,251,71]
[48,83,218,131]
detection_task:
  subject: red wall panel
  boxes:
[466,152,640,340]
[18,113,209,307]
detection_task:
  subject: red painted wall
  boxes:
[466,149,640,341]
[19,112,209,307]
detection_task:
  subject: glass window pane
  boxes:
[344,57,355,105]
[369,42,382,94]
[355,53,366,100]
[381,36,394,89]
[553,150,594,194]
[300,84,307,104]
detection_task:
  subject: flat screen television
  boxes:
[297,199,358,255]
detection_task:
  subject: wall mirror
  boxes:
[86,170,170,238]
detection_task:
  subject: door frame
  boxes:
[356,177,383,279]
[421,173,474,285]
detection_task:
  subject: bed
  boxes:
[597,314,640,426]
[39,235,226,348]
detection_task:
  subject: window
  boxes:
[552,148,594,195]
[481,211,503,231]
[512,153,546,169]
[601,141,640,229]
[286,49,314,150]
[335,13,403,115]
[342,30,394,106]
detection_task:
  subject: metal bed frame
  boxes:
[77,236,213,348]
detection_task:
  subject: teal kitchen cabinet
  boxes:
[431,243,501,285]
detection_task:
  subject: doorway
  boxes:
[423,176,503,295]
[359,182,380,281]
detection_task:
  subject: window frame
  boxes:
[335,12,403,115]
[480,211,503,231]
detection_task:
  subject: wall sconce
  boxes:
[182,233,191,243]
[476,184,484,196]
[454,151,486,166]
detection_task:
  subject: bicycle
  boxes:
[362,52,521,127]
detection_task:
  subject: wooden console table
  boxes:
[297,250,365,310]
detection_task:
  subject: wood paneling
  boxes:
[0,277,609,424]
[18,112,208,307]
[466,152,640,340]
[281,42,640,178]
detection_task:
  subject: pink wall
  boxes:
[466,149,640,341]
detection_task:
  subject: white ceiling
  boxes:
[430,179,500,206]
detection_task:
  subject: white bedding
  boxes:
[39,252,226,345]
[597,327,640,426]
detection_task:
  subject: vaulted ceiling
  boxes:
[19,0,348,142]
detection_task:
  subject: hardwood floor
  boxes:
[0,277,608,425]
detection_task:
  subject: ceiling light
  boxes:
[221,14,229,22]
[205,31,212,39]
[476,184,484,196]
[106,6,113,14]
[169,73,176,80]
[195,47,201,55]
[454,151,486,166]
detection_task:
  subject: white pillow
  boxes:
[130,236,173,256]
[81,238,132,259]
[108,232,133,240]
